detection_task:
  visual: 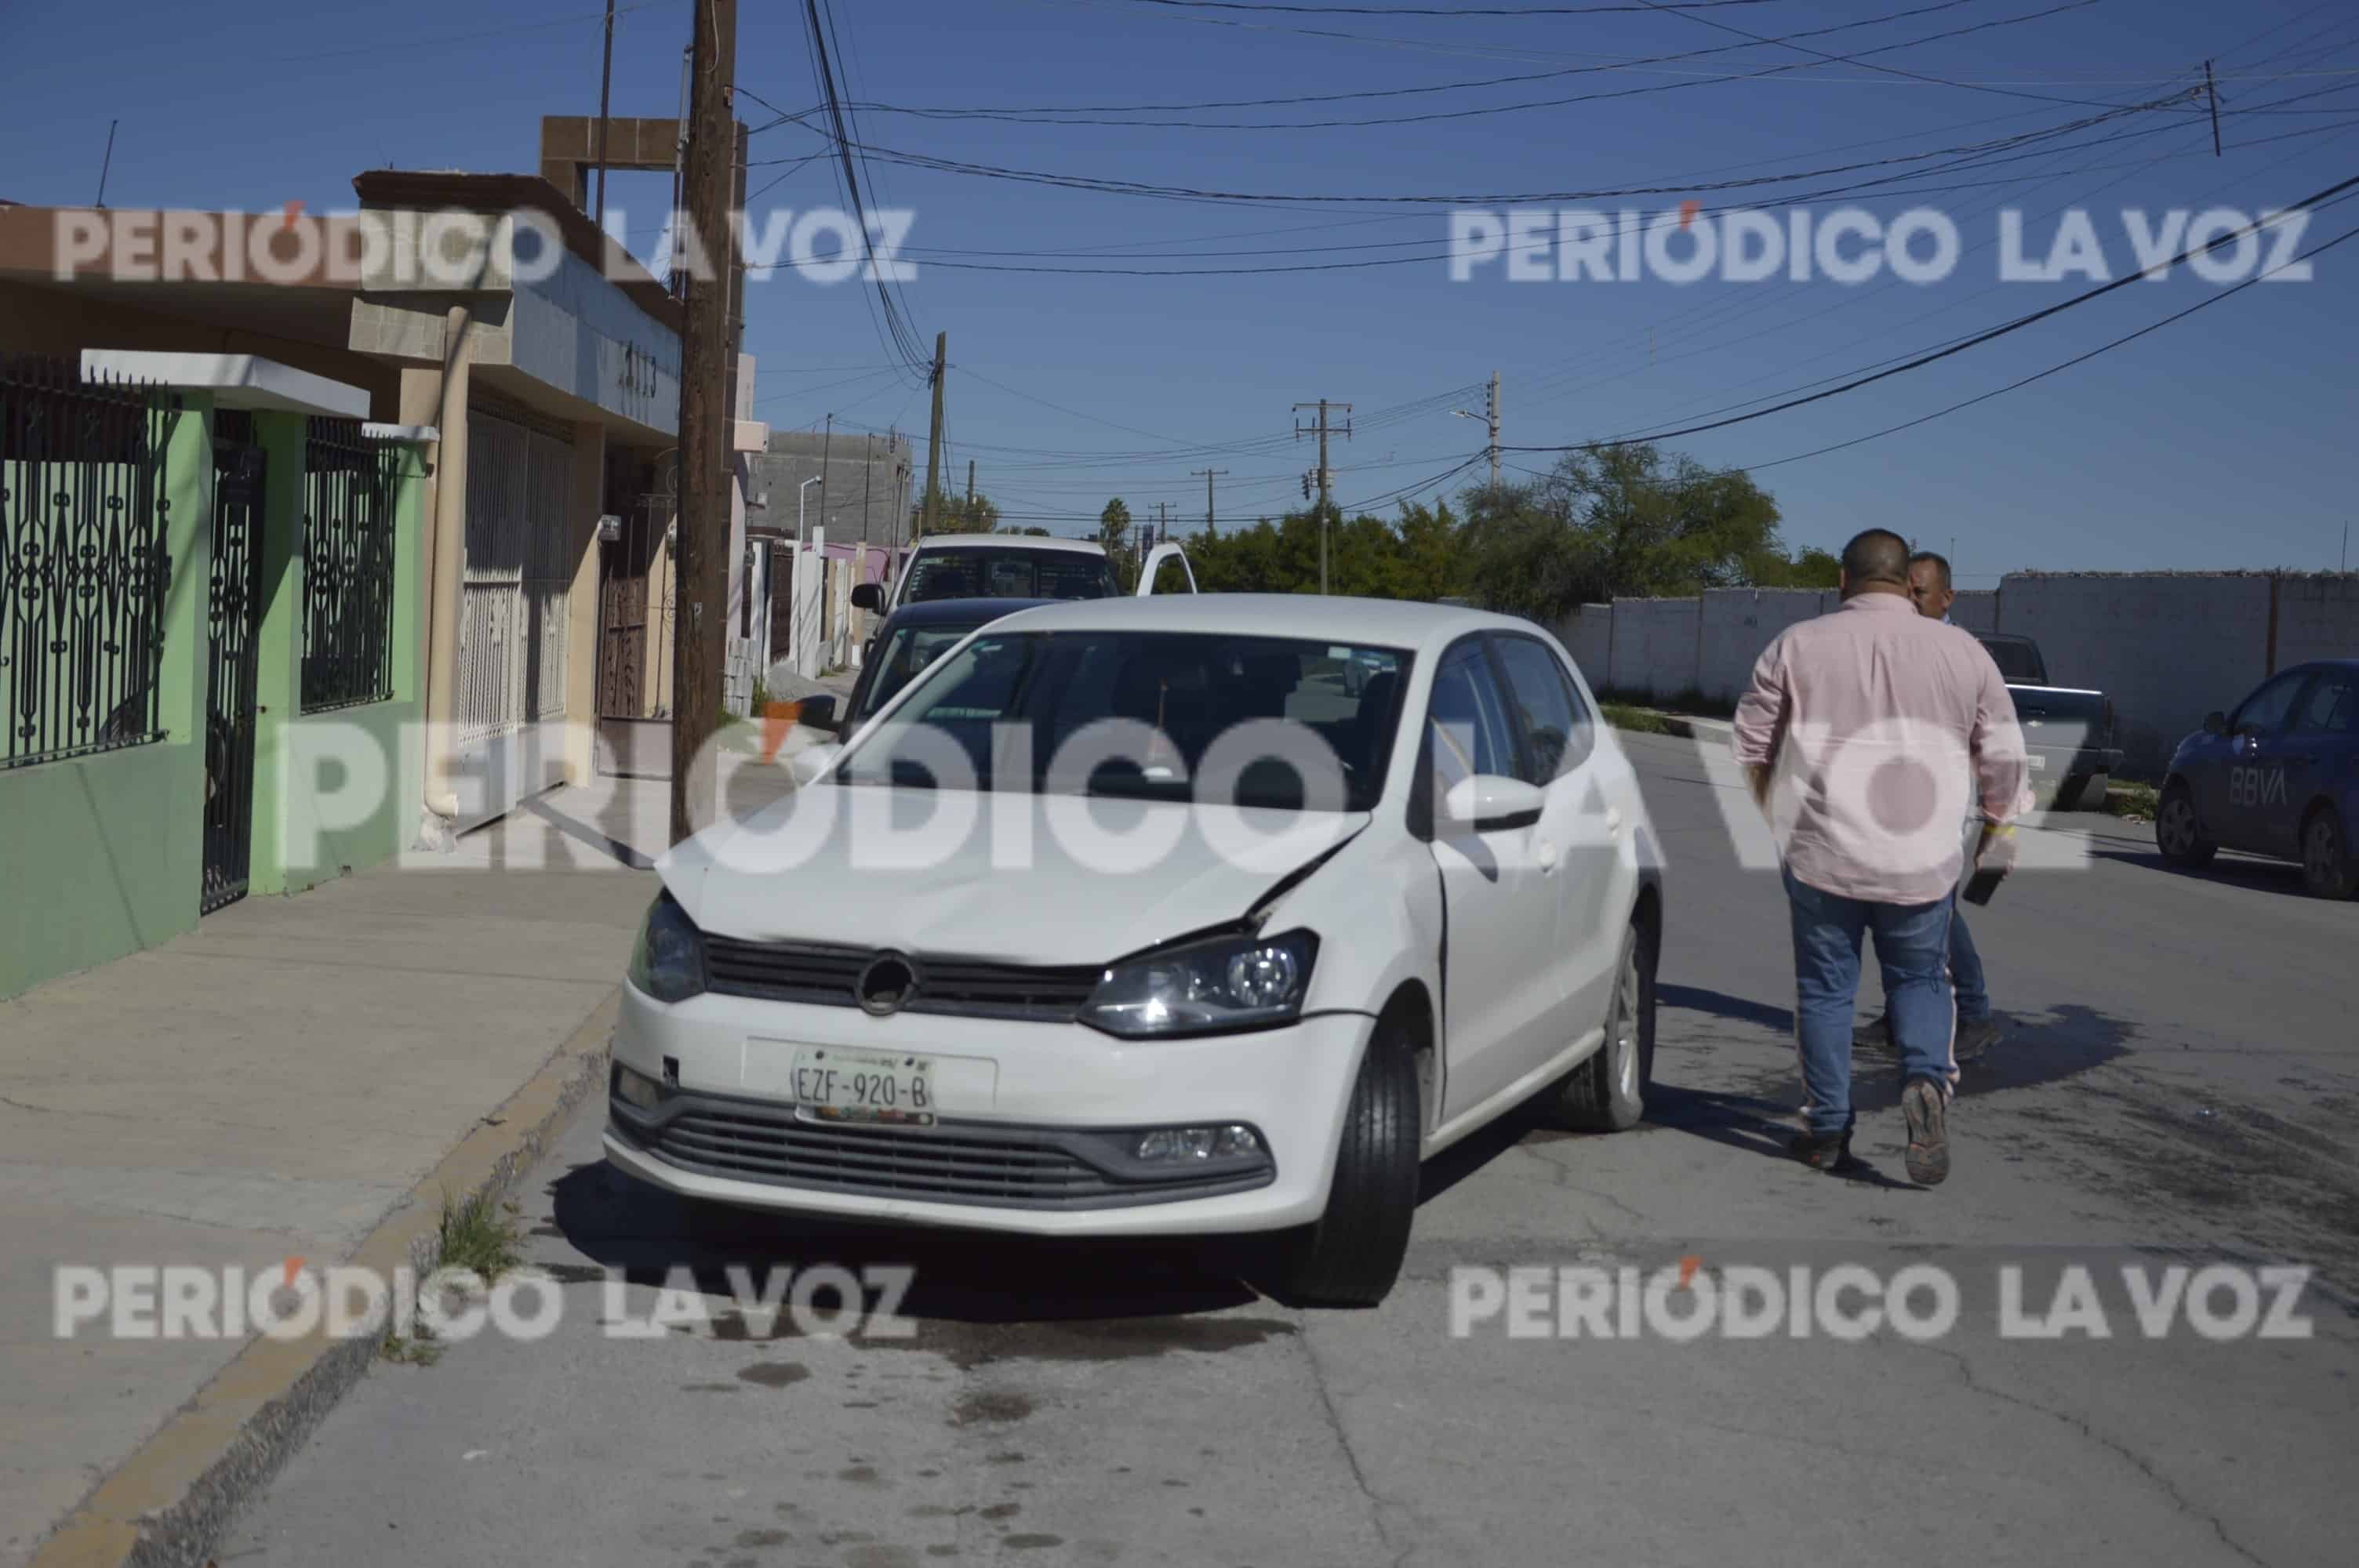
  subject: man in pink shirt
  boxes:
[1732,529,2027,1184]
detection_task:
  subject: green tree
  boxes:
[910,487,999,535]
[1458,442,1794,622]
[1097,497,1133,556]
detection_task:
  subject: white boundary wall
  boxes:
[1555,571,2358,770]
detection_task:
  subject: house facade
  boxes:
[0,161,760,996]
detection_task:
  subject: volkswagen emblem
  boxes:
[855,953,919,1017]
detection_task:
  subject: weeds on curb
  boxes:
[2103,781,2161,822]
[379,1192,523,1366]
[1601,703,1673,735]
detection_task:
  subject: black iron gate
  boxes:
[202,412,266,913]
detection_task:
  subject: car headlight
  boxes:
[1079,929,1319,1038]
[627,891,707,1004]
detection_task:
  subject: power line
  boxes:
[793,2,2139,133]
[1104,0,1780,14]
[1737,205,2359,471]
[1497,169,2359,454]
[790,0,932,379]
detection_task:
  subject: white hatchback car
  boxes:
[607,596,1662,1305]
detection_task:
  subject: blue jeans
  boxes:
[1784,866,1958,1137]
[1949,898,1990,1024]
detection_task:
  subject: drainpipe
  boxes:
[419,304,473,829]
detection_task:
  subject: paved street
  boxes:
[221,731,2359,1568]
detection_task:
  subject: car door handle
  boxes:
[1536,837,1560,871]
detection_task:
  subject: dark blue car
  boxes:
[2156,659,2359,898]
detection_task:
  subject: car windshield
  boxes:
[901,548,1118,603]
[835,630,1412,811]
[1979,639,2045,682]
[857,621,989,720]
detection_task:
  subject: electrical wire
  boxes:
[1496,170,2359,453]
[1736,205,2359,471]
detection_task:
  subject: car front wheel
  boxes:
[2155,782,2216,869]
[1267,1016,1422,1308]
[2301,807,2357,900]
[1558,917,1656,1132]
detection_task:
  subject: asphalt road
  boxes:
[222,731,2359,1568]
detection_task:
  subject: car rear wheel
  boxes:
[2156,782,2216,869]
[1558,918,1655,1133]
[1267,1017,1422,1308]
[2301,808,2357,900]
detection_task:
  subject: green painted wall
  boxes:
[1,394,212,1000]
[3,400,433,1000]
[266,441,427,895]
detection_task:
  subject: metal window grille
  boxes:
[300,417,399,712]
[1,354,173,769]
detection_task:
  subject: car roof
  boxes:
[877,596,1056,628]
[961,593,1554,653]
[909,535,1106,557]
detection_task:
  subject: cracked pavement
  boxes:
[221,732,2359,1567]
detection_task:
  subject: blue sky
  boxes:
[3,0,2354,579]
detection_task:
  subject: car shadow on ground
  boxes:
[2091,845,2325,900]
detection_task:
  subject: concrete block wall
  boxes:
[1564,572,2356,770]
[1996,573,2276,768]
[1949,590,1998,634]
[1606,596,1700,700]
[1697,588,1838,704]
[1557,604,1612,689]
[2275,573,2359,668]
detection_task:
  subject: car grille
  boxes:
[623,1102,1270,1210]
[703,937,1102,1022]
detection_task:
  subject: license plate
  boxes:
[2026,754,2048,771]
[791,1047,935,1125]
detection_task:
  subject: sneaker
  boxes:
[1955,1016,2004,1062]
[1852,1018,1895,1056]
[1901,1079,1951,1186]
[1787,1128,1855,1173]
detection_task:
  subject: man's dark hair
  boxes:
[1840,528,1910,586]
[1908,550,1953,592]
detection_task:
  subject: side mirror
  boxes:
[1441,774,1546,833]
[850,583,883,612]
[797,694,841,735]
[2203,710,2227,736]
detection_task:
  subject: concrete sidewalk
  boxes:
[0,776,735,1566]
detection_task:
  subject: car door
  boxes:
[1136,542,1197,595]
[2205,670,2309,851]
[1421,637,1563,1125]
[2278,670,2357,852]
[1488,633,1622,1054]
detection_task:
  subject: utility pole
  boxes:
[965,457,976,528]
[1194,468,1227,536]
[2206,60,2223,158]
[1294,400,1351,594]
[1486,370,1501,489]
[593,0,615,230]
[818,411,833,541]
[669,0,737,845]
[919,332,947,540]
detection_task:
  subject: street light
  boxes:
[794,475,820,677]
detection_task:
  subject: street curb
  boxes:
[1611,710,1731,745]
[29,991,619,1568]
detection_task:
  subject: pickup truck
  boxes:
[1976,633,2124,811]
